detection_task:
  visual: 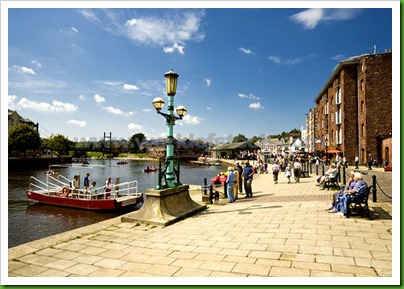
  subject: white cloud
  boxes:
[79,94,86,101]
[127,123,143,131]
[94,94,106,104]
[206,106,212,111]
[163,42,185,55]
[238,93,261,100]
[180,114,202,125]
[249,102,263,110]
[102,106,134,116]
[11,65,36,75]
[71,27,78,33]
[16,98,77,113]
[31,60,42,68]
[290,8,361,30]
[80,9,205,53]
[67,119,86,127]
[239,47,253,54]
[103,106,124,115]
[123,83,139,90]
[142,108,153,112]
[204,78,211,87]
[268,55,301,65]
[8,95,17,110]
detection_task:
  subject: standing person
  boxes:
[272,161,280,184]
[342,156,347,168]
[233,164,239,200]
[225,167,236,203]
[285,164,292,184]
[355,156,359,169]
[367,154,373,170]
[71,175,80,198]
[105,176,113,199]
[293,159,302,183]
[236,162,243,195]
[83,173,90,190]
[243,161,255,198]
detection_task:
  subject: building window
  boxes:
[361,123,365,137]
[360,79,364,91]
[361,100,364,113]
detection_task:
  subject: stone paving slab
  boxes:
[5,166,397,285]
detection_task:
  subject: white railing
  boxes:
[30,175,140,201]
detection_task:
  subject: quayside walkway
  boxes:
[7,167,395,284]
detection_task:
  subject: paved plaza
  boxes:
[6,165,396,285]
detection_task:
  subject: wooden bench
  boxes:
[301,170,310,178]
[346,185,372,218]
[323,173,340,190]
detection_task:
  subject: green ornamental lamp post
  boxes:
[152,69,187,189]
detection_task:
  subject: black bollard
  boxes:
[203,178,207,195]
[322,163,325,175]
[372,175,377,203]
[224,181,228,198]
[309,162,312,174]
[338,166,341,182]
[316,164,319,175]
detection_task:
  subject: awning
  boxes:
[327,148,343,154]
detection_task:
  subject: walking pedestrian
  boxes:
[243,161,255,198]
[233,164,239,200]
[355,156,359,169]
[272,161,280,184]
[285,164,291,184]
[293,159,302,183]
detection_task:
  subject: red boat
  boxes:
[143,167,157,173]
[27,165,143,211]
[211,173,227,184]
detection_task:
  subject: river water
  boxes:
[8,159,225,248]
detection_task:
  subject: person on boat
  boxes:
[104,177,113,199]
[83,173,90,191]
[71,175,80,198]
[88,181,97,199]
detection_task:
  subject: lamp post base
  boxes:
[121,185,206,227]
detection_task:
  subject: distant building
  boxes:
[312,51,392,165]
[211,141,260,159]
[140,138,208,159]
[8,109,37,132]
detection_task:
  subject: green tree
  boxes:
[8,124,41,158]
[46,134,74,156]
[249,135,263,144]
[130,133,146,153]
[232,134,248,143]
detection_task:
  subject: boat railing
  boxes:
[67,180,140,200]
[46,174,70,191]
[29,176,51,192]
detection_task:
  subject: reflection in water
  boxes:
[8,159,225,248]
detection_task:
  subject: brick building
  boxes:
[311,51,392,165]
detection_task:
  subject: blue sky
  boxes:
[4,2,395,143]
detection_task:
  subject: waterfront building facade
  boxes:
[8,109,37,132]
[311,51,392,165]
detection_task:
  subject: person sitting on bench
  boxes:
[316,163,337,187]
[337,172,368,217]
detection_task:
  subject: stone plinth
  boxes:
[121,185,206,227]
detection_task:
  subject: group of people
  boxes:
[68,173,115,199]
[225,161,255,203]
[271,159,302,184]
